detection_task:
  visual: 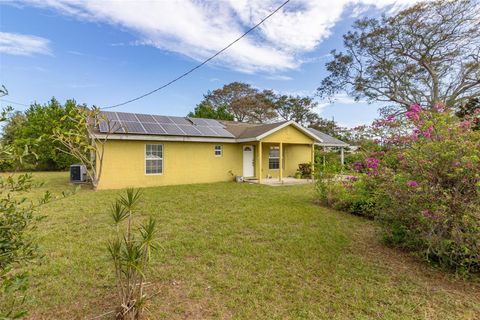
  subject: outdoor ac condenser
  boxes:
[70,164,87,183]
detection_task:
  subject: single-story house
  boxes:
[93,111,347,189]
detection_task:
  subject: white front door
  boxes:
[243,145,254,177]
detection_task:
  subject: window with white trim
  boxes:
[214,145,222,156]
[269,146,280,169]
[145,144,163,174]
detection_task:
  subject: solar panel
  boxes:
[196,126,218,136]
[102,111,119,121]
[210,126,235,137]
[153,115,174,124]
[99,120,125,133]
[170,116,191,125]
[160,123,185,136]
[99,112,235,138]
[135,113,156,123]
[177,124,202,136]
[203,118,224,127]
[116,112,138,122]
[142,122,167,134]
[188,117,209,126]
[122,121,146,134]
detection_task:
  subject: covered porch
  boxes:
[242,141,315,183]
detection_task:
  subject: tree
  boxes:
[317,0,480,112]
[1,98,78,170]
[197,82,277,123]
[187,102,234,120]
[0,99,76,318]
[274,95,319,126]
[456,97,480,130]
[53,106,118,190]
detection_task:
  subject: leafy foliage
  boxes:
[0,103,77,318]
[191,82,321,125]
[107,188,157,319]
[318,0,480,111]
[0,98,79,171]
[317,105,480,273]
[187,102,234,120]
[53,106,118,190]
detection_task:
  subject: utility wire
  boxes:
[0,98,30,107]
[102,0,291,110]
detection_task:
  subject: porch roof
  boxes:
[307,128,349,147]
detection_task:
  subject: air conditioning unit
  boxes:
[70,164,87,183]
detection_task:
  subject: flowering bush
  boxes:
[317,104,480,273]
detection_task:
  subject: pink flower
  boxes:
[423,130,431,137]
[434,103,445,112]
[407,180,419,188]
[365,157,379,169]
[406,104,422,122]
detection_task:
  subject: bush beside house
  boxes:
[316,105,480,273]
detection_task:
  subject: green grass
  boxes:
[19,172,480,319]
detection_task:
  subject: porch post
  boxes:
[258,141,262,182]
[279,142,283,182]
[340,147,345,167]
[311,144,315,179]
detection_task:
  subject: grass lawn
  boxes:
[20,172,480,319]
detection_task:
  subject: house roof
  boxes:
[307,128,349,147]
[219,120,288,139]
[96,111,321,143]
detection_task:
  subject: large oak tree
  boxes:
[317,0,480,111]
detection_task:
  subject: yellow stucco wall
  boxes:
[97,140,242,190]
[261,125,314,144]
[97,124,315,189]
[259,143,312,179]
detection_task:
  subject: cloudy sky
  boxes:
[0,0,417,127]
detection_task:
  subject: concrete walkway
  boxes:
[246,177,314,186]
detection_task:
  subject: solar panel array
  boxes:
[98,111,235,138]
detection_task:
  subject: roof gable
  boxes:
[260,122,315,144]
[307,128,349,147]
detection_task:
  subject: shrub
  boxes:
[316,104,480,273]
[297,163,312,178]
[107,188,157,319]
[372,105,480,273]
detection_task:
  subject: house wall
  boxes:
[97,124,316,189]
[259,143,312,179]
[261,125,314,144]
[97,140,242,190]
[259,125,314,179]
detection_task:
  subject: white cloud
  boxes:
[18,0,417,72]
[0,32,51,56]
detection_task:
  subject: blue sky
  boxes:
[0,1,414,128]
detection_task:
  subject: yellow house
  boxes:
[94,111,322,190]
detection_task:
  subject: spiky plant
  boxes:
[107,188,157,319]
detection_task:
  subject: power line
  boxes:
[102,0,291,110]
[0,98,30,107]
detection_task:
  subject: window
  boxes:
[269,146,280,169]
[145,144,163,174]
[214,145,222,156]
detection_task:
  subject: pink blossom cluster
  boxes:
[406,180,418,188]
[406,104,422,122]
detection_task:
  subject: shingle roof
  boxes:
[220,120,288,139]
[98,111,322,142]
[307,128,349,147]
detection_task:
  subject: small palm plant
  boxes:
[107,188,157,319]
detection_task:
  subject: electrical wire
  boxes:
[0,98,30,107]
[102,0,291,110]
